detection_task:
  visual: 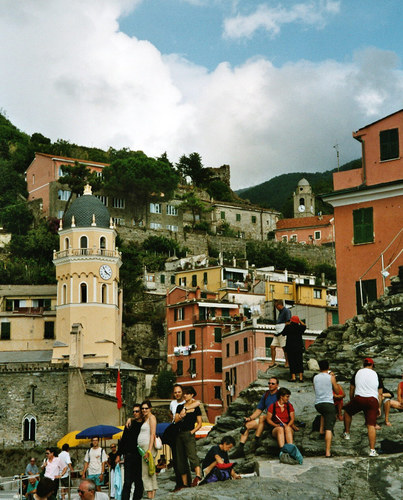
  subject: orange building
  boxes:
[323,110,403,323]
[26,153,107,218]
[166,286,240,422]
[275,214,335,245]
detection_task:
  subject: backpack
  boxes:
[203,463,234,484]
[279,444,303,465]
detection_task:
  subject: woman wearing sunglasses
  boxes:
[137,400,158,498]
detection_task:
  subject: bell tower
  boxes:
[52,185,122,366]
[293,178,315,218]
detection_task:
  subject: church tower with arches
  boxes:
[293,178,315,218]
[52,185,122,366]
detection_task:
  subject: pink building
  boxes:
[275,215,334,245]
[323,110,403,323]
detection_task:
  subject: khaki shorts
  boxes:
[271,335,286,348]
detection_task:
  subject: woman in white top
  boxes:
[137,400,158,498]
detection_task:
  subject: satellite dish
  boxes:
[298,205,305,213]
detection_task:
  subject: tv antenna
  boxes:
[333,143,340,171]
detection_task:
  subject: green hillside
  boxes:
[236,159,362,217]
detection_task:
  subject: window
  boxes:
[174,307,185,321]
[284,285,289,294]
[243,337,248,352]
[167,205,178,216]
[112,217,124,226]
[214,327,222,343]
[251,215,257,224]
[270,285,275,293]
[23,415,36,441]
[314,231,321,240]
[1,322,10,340]
[189,329,196,345]
[57,210,64,219]
[192,275,197,287]
[214,386,222,400]
[95,195,108,206]
[113,198,125,209]
[166,224,178,232]
[179,277,187,287]
[203,272,208,285]
[380,128,399,161]
[236,213,241,222]
[290,234,297,242]
[226,343,230,357]
[282,235,288,242]
[58,190,71,201]
[80,235,88,249]
[221,308,230,317]
[189,358,196,374]
[62,284,67,305]
[215,357,222,373]
[171,275,175,285]
[176,360,183,376]
[44,322,55,339]
[235,340,239,355]
[80,283,87,303]
[265,337,272,357]
[160,274,165,284]
[150,222,162,230]
[177,331,186,346]
[313,289,322,299]
[356,279,377,314]
[150,203,162,214]
[220,211,225,220]
[101,284,107,303]
[353,207,374,244]
[100,237,106,250]
[237,231,245,239]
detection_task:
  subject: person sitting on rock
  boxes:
[333,382,345,421]
[266,387,295,448]
[384,373,403,427]
[201,436,240,480]
[230,377,280,458]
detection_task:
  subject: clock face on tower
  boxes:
[99,264,112,280]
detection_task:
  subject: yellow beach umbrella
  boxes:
[57,430,91,449]
[111,425,125,440]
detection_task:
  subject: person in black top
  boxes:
[202,436,240,479]
[282,315,306,382]
[174,386,203,489]
[107,443,118,498]
[117,403,144,500]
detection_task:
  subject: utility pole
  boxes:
[333,143,340,171]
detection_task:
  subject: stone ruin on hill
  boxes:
[192,268,402,498]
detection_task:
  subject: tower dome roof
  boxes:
[298,178,310,186]
[62,185,111,229]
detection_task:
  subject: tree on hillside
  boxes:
[178,191,210,228]
[206,179,233,202]
[58,161,103,213]
[102,152,179,223]
[176,152,211,187]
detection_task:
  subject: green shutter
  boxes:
[353,207,373,244]
[214,327,222,343]
[1,322,11,340]
[380,128,399,161]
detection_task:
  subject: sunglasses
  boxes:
[268,382,277,385]
[77,489,86,494]
[141,407,149,410]
[133,409,140,413]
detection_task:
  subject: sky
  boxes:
[1,0,403,190]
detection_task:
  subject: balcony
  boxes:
[193,315,244,325]
[53,248,121,260]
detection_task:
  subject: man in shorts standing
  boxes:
[269,300,291,368]
[343,358,382,456]
[82,437,106,491]
[231,377,279,458]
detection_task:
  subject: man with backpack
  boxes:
[82,437,107,492]
[231,377,279,458]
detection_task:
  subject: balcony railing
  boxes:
[54,248,121,260]
[192,315,244,325]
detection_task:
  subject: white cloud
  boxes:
[0,0,402,191]
[223,1,341,39]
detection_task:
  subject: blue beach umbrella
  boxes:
[76,424,122,439]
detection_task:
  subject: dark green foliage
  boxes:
[1,201,33,235]
[142,235,187,258]
[59,161,103,195]
[311,263,337,284]
[217,221,237,238]
[156,369,176,398]
[206,180,234,202]
[246,241,309,273]
[178,191,210,228]
[8,221,59,263]
[176,152,211,187]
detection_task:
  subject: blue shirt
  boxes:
[257,390,278,411]
[277,306,291,324]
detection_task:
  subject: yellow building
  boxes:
[174,265,249,298]
[52,185,122,366]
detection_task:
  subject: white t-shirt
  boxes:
[170,399,185,422]
[58,451,71,479]
[84,447,105,476]
[44,457,65,480]
[354,368,379,399]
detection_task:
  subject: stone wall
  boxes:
[286,241,335,267]
[0,364,68,447]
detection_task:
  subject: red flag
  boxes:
[116,370,122,409]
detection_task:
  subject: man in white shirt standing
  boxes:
[59,443,74,500]
[82,437,107,492]
[343,358,382,456]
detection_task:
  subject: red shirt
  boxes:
[268,401,294,425]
